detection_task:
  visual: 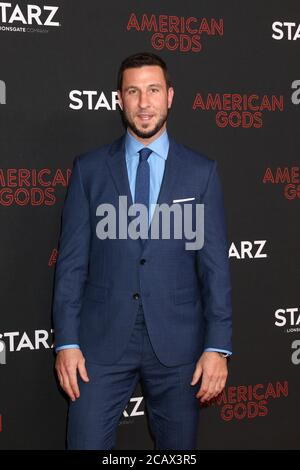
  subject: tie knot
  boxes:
[139,147,152,162]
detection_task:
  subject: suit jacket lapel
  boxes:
[145,138,182,248]
[154,137,182,208]
[106,135,133,207]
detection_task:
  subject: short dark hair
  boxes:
[117,52,171,90]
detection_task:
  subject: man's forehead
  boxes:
[122,65,165,83]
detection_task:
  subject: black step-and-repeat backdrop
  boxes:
[0,0,299,450]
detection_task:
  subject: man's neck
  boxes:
[127,125,167,146]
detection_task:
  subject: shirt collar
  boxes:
[125,129,169,161]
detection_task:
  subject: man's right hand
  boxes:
[55,348,89,401]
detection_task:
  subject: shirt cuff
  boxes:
[204,348,232,355]
[56,344,80,352]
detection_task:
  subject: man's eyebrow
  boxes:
[124,83,163,91]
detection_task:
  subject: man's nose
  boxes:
[138,91,150,108]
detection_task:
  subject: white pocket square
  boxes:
[172,197,195,203]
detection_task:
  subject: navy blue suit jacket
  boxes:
[52,135,232,366]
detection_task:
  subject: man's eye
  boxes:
[128,89,136,94]
[151,88,159,93]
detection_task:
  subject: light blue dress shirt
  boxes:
[56,129,231,357]
[125,128,169,223]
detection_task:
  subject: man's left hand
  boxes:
[191,351,228,403]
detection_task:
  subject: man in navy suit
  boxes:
[53,52,232,450]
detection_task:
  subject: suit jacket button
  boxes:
[140,259,146,265]
[133,293,140,300]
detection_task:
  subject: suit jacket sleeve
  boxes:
[197,160,232,352]
[52,156,90,348]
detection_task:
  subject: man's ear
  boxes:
[168,87,174,109]
[117,90,123,110]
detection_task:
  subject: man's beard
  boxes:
[121,109,169,139]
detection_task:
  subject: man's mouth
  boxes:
[137,114,154,122]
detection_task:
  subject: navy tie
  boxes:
[134,147,152,229]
